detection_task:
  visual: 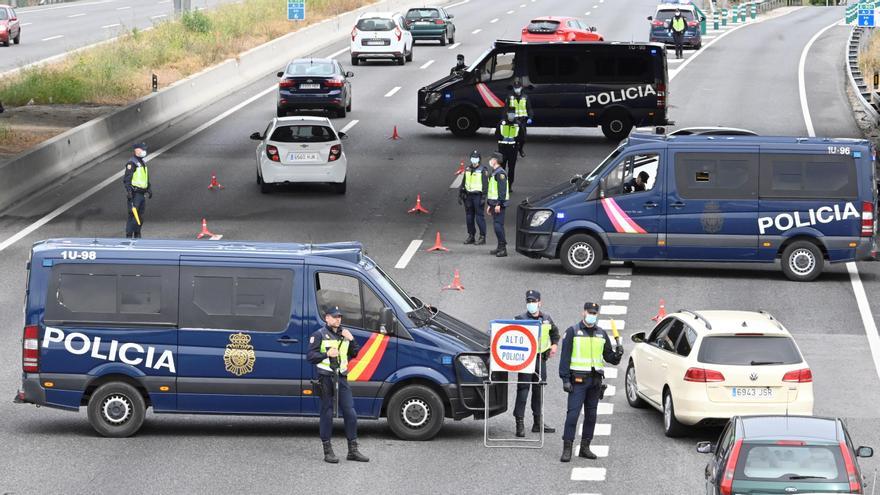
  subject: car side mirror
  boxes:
[276,71,284,78]
[857,446,874,458]
[380,307,395,335]
[696,441,715,454]
[589,26,597,32]
[647,15,653,21]
[249,132,263,141]
[448,14,454,19]
[631,332,646,343]
[338,132,348,140]
[345,71,355,78]
[701,16,706,22]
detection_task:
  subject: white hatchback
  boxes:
[350,11,414,66]
[625,310,814,437]
[250,116,347,194]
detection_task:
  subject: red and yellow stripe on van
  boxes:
[347,333,389,381]
[475,83,504,108]
[601,197,647,234]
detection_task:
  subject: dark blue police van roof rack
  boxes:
[627,132,870,146]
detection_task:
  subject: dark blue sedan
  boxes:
[276,58,354,118]
[648,4,703,50]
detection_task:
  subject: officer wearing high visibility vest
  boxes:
[122,142,152,239]
[495,113,521,190]
[559,302,623,462]
[486,152,509,257]
[512,289,560,437]
[458,150,489,245]
[669,9,687,59]
[506,78,531,157]
[306,306,369,464]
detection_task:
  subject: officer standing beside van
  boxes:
[487,152,509,257]
[307,306,370,464]
[512,290,559,437]
[496,113,521,190]
[507,79,531,157]
[459,150,489,245]
[123,142,152,239]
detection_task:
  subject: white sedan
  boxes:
[249,116,347,194]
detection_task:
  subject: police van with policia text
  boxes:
[15,239,507,440]
[417,40,670,140]
[515,133,878,281]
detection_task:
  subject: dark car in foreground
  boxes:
[404,7,455,45]
[276,58,353,118]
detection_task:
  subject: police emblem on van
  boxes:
[223,333,256,376]
[701,202,724,234]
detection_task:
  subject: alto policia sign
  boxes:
[489,320,541,374]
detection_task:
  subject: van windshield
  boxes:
[584,146,624,183]
[364,259,417,312]
[467,48,493,72]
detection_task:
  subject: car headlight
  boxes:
[530,210,552,227]
[425,92,441,105]
[458,355,488,377]
[0,26,6,32]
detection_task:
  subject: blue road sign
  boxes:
[858,9,875,26]
[287,0,305,21]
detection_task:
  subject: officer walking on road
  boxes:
[670,9,686,59]
[459,150,489,245]
[123,142,152,239]
[486,152,509,258]
[507,78,531,157]
[307,306,370,464]
[450,53,467,76]
[513,290,559,437]
[559,302,623,462]
[496,113,521,190]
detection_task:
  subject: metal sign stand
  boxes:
[483,357,545,449]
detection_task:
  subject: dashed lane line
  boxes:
[151,14,167,19]
[20,22,32,26]
[395,240,423,269]
[68,13,86,18]
[585,11,591,15]
[117,6,131,9]
[598,320,624,331]
[384,86,401,98]
[420,60,435,69]
[604,385,616,397]
[490,18,499,23]
[590,445,610,457]
[604,368,617,379]
[607,267,631,276]
[448,42,461,50]
[41,35,64,41]
[506,9,515,14]
[472,28,482,34]
[339,120,359,133]
[571,468,607,481]
[597,402,613,415]
[605,279,631,289]
[600,305,627,315]
[602,291,629,301]
[102,23,121,29]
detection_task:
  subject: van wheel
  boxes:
[625,360,648,409]
[663,391,687,437]
[87,382,146,438]
[560,234,604,275]
[781,240,824,282]
[448,107,480,137]
[387,384,445,441]
[601,111,633,141]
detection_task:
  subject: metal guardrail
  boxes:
[846,26,880,123]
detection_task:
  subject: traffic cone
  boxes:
[442,269,465,291]
[388,125,401,140]
[426,232,449,252]
[196,218,222,240]
[208,172,224,190]
[407,194,429,214]
[651,298,667,322]
[454,161,466,175]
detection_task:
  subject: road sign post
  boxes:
[732,5,738,24]
[287,0,305,21]
[722,8,728,26]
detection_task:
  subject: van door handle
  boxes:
[671,201,686,209]
[276,337,299,344]
[644,201,659,208]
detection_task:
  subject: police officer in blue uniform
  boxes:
[559,302,622,462]
[307,306,369,464]
[458,150,489,245]
[122,143,152,239]
[486,152,509,257]
[495,112,521,190]
[512,289,559,437]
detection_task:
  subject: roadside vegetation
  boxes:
[861,33,880,92]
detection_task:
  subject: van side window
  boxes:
[179,266,293,332]
[592,50,653,84]
[45,264,178,326]
[675,152,759,199]
[527,51,588,84]
[315,272,387,333]
[605,153,660,196]
[759,154,857,199]
[481,52,515,82]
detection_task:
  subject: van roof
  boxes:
[494,39,663,48]
[627,132,870,147]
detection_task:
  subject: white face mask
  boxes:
[135,149,147,158]
[526,302,539,314]
[584,314,598,326]
[470,158,480,165]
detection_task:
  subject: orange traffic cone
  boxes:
[407,194,429,214]
[454,161,466,175]
[208,172,224,190]
[426,232,449,252]
[196,218,222,240]
[388,125,401,140]
[442,269,465,291]
[651,298,667,322]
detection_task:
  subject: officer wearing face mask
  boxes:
[512,289,559,437]
[559,302,623,463]
[669,9,687,59]
[458,150,489,245]
[122,142,152,239]
[486,152,509,257]
[495,113,520,191]
[506,78,531,157]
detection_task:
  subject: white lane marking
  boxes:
[339,119,359,133]
[590,445,610,457]
[20,22,33,26]
[592,4,598,8]
[395,240,423,269]
[847,263,880,382]
[117,6,131,9]
[102,23,121,29]
[798,20,838,137]
[384,86,401,98]
[604,368,618,379]
[490,18,498,23]
[520,3,526,6]
[598,320,624,331]
[506,9,515,14]
[571,468,606,481]
[0,84,277,253]
[472,28,482,34]
[702,35,716,40]
[419,59,435,69]
[445,0,470,8]
[593,423,611,436]
[151,14,167,19]
[597,403,613,415]
[68,13,86,18]
[328,46,350,59]
[599,0,605,3]
[569,493,602,495]
[450,174,463,189]
[17,0,114,13]
[447,42,461,50]
[608,267,632,276]
[606,279,631,288]
[585,11,591,15]
[668,58,684,64]
[605,385,616,397]
[601,305,627,315]
[158,0,171,3]
[603,291,629,301]
[609,260,624,265]
[41,35,64,41]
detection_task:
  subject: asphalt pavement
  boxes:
[1,1,878,494]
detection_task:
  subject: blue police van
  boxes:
[15,239,506,439]
[516,132,879,281]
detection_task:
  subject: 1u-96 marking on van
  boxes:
[758,203,860,235]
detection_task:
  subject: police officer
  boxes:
[559,302,623,462]
[123,142,152,239]
[507,78,531,157]
[459,150,489,245]
[512,290,559,437]
[306,306,369,464]
[669,9,686,59]
[450,53,467,76]
[486,152,509,258]
[495,112,520,190]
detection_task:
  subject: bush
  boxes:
[181,10,212,34]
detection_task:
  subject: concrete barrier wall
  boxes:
[0,0,451,212]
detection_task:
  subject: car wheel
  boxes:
[397,55,405,66]
[600,110,633,141]
[346,96,352,112]
[332,177,347,195]
[87,382,146,438]
[449,28,455,44]
[350,55,359,66]
[440,32,447,46]
[336,106,346,118]
[663,391,688,438]
[625,360,648,409]
[260,180,273,194]
[781,240,824,282]
[405,44,413,62]
[447,107,480,137]
[559,233,604,275]
[276,107,286,118]
[13,33,20,45]
[386,384,445,441]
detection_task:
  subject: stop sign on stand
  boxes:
[489,320,541,374]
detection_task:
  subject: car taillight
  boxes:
[279,79,295,89]
[324,78,344,88]
[775,440,805,446]
[434,19,444,24]
[394,27,402,41]
[687,21,698,27]
[266,145,280,162]
[862,201,874,237]
[684,367,725,382]
[351,27,357,42]
[652,20,665,27]
[22,324,39,373]
[719,439,743,495]
[782,368,813,383]
[840,441,862,491]
[328,144,342,162]
[656,82,666,109]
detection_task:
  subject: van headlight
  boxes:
[530,210,553,227]
[425,92,441,105]
[458,355,488,377]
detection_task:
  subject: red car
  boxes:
[0,4,21,47]
[520,16,603,42]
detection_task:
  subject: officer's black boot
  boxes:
[475,235,486,245]
[464,235,475,245]
[515,417,525,438]
[496,245,508,257]
[532,415,556,433]
[322,441,339,464]
[489,246,500,255]
[346,440,369,462]
[578,439,598,459]
[560,441,573,462]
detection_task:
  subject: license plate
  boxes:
[416,21,432,25]
[365,39,386,45]
[287,152,319,162]
[731,387,774,399]
[299,83,321,89]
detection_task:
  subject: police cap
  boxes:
[526,290,541,302]
[470,150,481,159]
[133,142,147,151]
[491,151,504,163]
[584,302,600,313]
[324,306,342,317]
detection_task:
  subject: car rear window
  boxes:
[527,20,560,33]
[356,17,396,31]
[0,9,7,20]
[737,444,846,483]
[270,125,337,143]
[406,9,439,19]
[656,10,695,21]
[698,336,802,365]
[286,62,336,77]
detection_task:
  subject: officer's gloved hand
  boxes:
[563,381,572,394]
[615,347,624,360]
[147,190,153,199]
[526,118,533,125]
[126,190,132,200]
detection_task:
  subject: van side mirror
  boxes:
[696,441,715,454]
[249,132,263,141]
[857,446,874,458]
[599,177,607,198]
[631,332,646,343]
[380,307,395,335]
[276,71,284,78]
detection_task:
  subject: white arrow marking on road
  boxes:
[490,18,498,23]
[102,23,121,29]
[42,35,64,41]
[68,13,86,18]
[606,279,631,288]
[384,86,401,98]
[420,60,435,69]
[395,240,423,269]
[472,28,482,34]
[447,42,461,50]
[571,468,606,481]
[339,120,359,133]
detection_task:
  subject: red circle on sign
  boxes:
[491,324,538,372]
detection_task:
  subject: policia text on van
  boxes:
[418,41,670,141]
[515,133,879,281]
[15,239,507,440]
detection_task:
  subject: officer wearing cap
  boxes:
[486,152,509,257]
[512,289,559,437]
[450,53,467,76]
[459,150,489,245]
[306,306,369,464]
[123,142,152,239]
[558,302,622,462]
[495,112,521,191]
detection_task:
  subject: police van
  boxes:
[15,239,506,439]
[515,133,878,281]
[417,40,670,140]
